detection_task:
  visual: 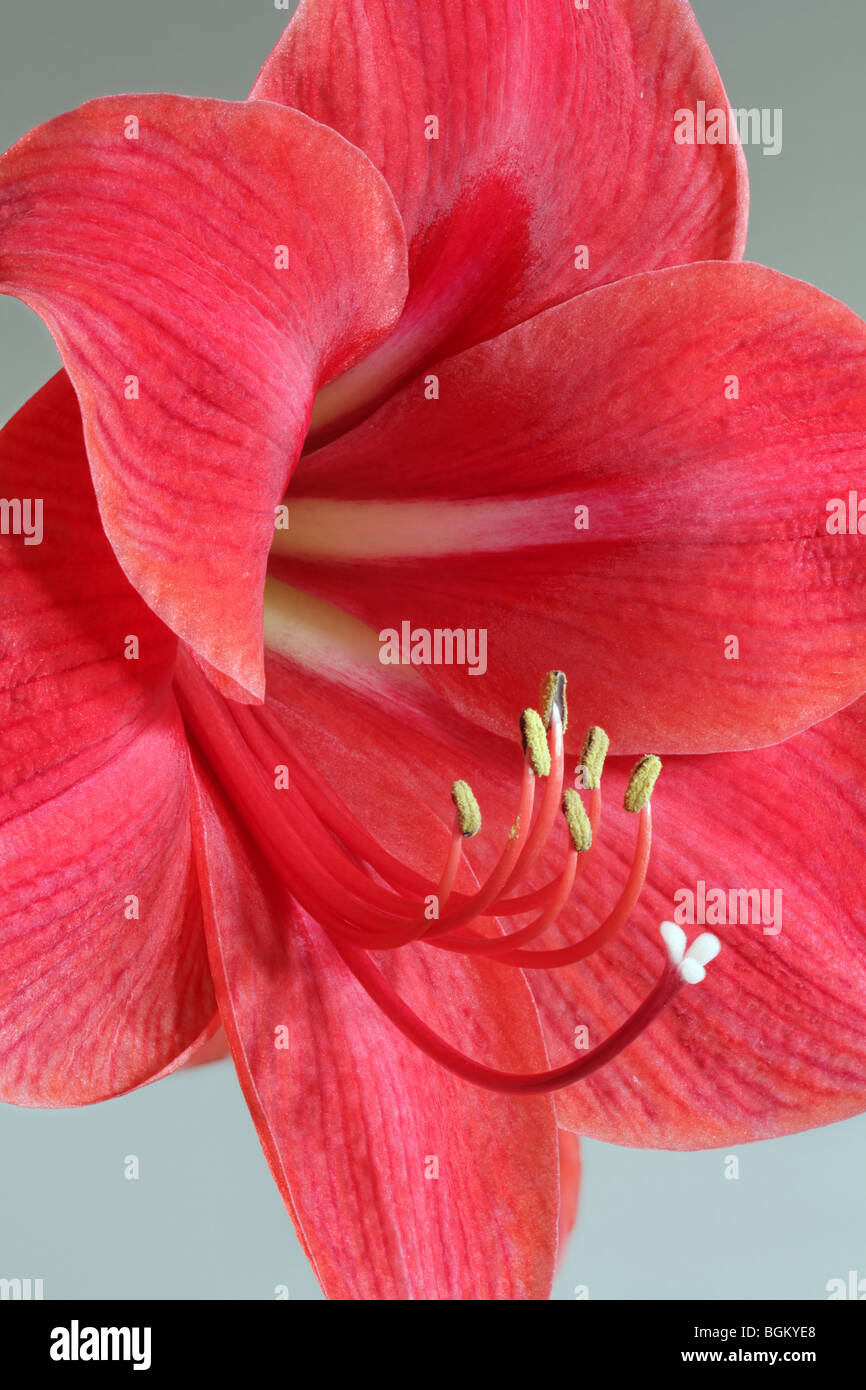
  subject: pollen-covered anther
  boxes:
[540,670,568,733]
[679,931,722,985]
[580,725,610,790]
[562,789,592,851]
[624,754,662,813]
[451,779,481,838]
[520,708,552,778]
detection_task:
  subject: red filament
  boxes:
[175,656,680,1094]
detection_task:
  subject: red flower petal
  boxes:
[0,374,215,1104]
[189,755,560,1300]
[276,261,866,753]
[522,699,866,1147]
[255,0,747,431]
[0,95,408,699]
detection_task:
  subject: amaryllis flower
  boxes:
[2,0,866,1301]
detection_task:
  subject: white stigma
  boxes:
[679,932,722,986]
[659,920,687,966]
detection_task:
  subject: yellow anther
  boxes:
[579,726,610,790]
[562,789,592,851]
[451,780,481,838]
[540,670,568,734]
[624,755,662,813]
[520,709,551,778]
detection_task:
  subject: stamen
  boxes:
[451,779,481,838]
[423,758,536,935]
[496,700,565,894]
[479,783,602,916]
[433,790,593,955]
[177,670,433,948]
[520,708,552,778]
[580,725,610,790]
[433,847,578,958]
[250,700,433,900]
[232,703,422,924]
[562,788,592,851]
[484,802,652,968]
[624,754,662,813]
[433,819,466,913]
[540,669,568,733]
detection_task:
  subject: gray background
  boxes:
[1,0,864,1300]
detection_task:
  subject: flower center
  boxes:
[175,655,719,1094]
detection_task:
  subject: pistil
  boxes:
[329,923,720,1094]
